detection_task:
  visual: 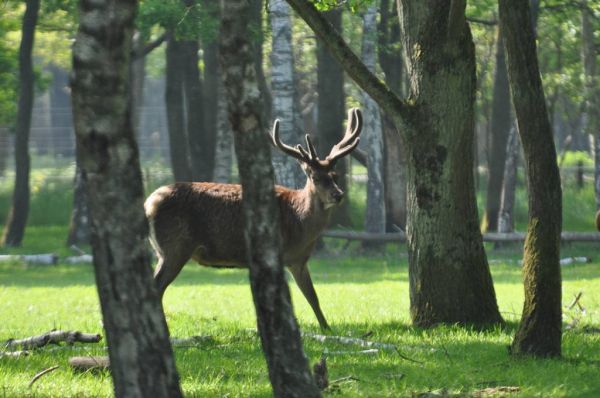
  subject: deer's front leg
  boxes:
[289,262,330,330]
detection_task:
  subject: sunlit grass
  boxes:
[1,238,600,397]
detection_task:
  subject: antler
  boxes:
[325,108,362,164]
[271,119,320,165]
[271,107,362,167]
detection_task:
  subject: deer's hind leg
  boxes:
[152,240,195,300]
[289,262,330,331]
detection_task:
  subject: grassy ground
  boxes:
[1,228,600,397]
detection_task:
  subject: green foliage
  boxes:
[0,12,19,126]
[561,150,594,167]
[1,237,600,396]
[137,0,219,42]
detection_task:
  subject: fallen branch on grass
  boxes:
[560,257,591,266]
[0,254,59,265]
[0,350,29,358]
[302,332,397,351]
[4,330,102,350]
[170,335,215,346]
[28,366,60,388]
[69,356,110,372]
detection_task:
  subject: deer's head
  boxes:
[271,108,363,209]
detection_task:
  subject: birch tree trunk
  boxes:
[581,0,600,210]
[269,0,303,189]
[316,9,349,226]
[213,79,233,183]
[497,125,519,234]
[483,29,512,232]
[71,0,183,395]
[219,1,320,395]
[499,0,563,357]
[361,6,386,241]
[2,0,39,247]
[67,159,90,246]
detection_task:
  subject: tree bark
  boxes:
[0,128,8,176]
[1,0,39,247]
[378,0,407,231]
[250,0,272,125]
[270,0,304,189]
[181,40,213,181]
[203,38,219,176]
[71,0,183,395]
[482,28,512,233]
[67,159,90,246]
[497,125,519,234]
[213,79,233,183]
[499,0,563,357]
[130,31,146,136]
[581,0,600,210]
[287,0,502,327]
[316,8,349,226]
[165,37,192,182]
[219,0,320,396]
[361,5,386,243]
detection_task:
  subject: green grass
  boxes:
[1,229,600,397]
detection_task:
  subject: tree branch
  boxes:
[285,0,413,132]
[132,32,168,60]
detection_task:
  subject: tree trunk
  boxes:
[71,0,183,395]
[482,29,512,233]
[316,9,349,226]
[269,0,303,189]
[2,0,39,247]
[130,31,146,137]
[497,125,519,234]
[378,0,407,231]
[581,0,600,210]
[250,0,272,125]
[361,5,386,243]
[0,127,8,177]
[219,1,320,396]
[213,79,233,183]
[165,37,192,182]
[499,0,563,357]
[67,159,90,246]
[181,40,213,181]
[286,0,502,327]
[203,39,219,178]
[398,2,502,327]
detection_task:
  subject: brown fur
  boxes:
[146,108,363,330]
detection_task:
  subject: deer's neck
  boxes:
[295,179,332,223]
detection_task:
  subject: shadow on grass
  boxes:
[0,255,410,288]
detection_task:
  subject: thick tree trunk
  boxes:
[2,0,39,247]
[219,1,320,396]
[269,0,303,189]
[581,0,600,210]
[316,9,349,226]
[497,125,519,234]
[482,29,512,232]
[287,0,502,327]
[71,0,183,395]
[165,37,192,182]
[361,6,386,242]
[398,2,502,327]
[499,0,563,357]
[67,160,90,246]
[181,40,213,181]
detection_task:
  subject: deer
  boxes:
[144,108,363,330]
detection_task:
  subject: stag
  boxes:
[144,108,363,330]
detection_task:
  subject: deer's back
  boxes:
[145,182,321,268]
